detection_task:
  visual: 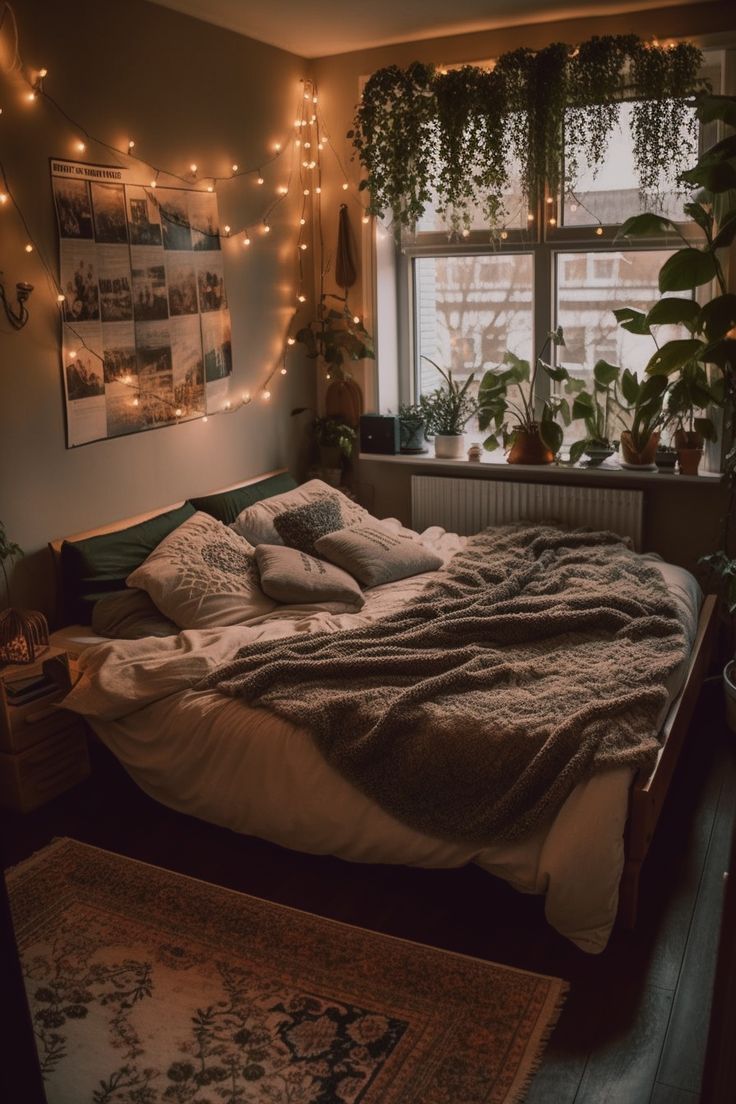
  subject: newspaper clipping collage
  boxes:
[51,159,233,447]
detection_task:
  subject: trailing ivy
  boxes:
[350,35,704,233]
[630,41,702,203]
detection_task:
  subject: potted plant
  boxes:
[292,410,356,487]
[419,361,480,459]
[665,361,719,475]
[398,403,428,454]
[616,370,668,467]
[566,359,621,465]
[477,328,571,464]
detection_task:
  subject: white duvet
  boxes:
[60,524,702,954]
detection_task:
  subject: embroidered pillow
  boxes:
[314,522,444,588]
[273,497,344,556]
[126,512,275,628]
[255,545,365,610]
[230,479,368,546]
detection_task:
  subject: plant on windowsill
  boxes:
[418,361,480,459]
[291,410,357,487]
[478,327,572,464]
[397,403,428,454]
[615,369,668,468]
[565,360,621,465]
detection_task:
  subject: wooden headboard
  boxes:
[48,468,289,564]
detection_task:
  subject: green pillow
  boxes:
[188,473,297,525]
[59,503,195,624]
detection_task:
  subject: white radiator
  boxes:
[411,475,643,550]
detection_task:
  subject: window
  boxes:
[395,49,723,462]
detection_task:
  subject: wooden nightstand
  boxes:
[0,647,90,813]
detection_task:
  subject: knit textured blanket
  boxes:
[199,525,688,844]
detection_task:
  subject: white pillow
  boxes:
[230,479,369,546]
[126,512,276,629]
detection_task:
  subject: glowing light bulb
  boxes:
[302,160,309,168]
[342,183,348,191]
[362,216,369,224]
[500,230,508,240]
[295,119,302,127]
[595,226,604,236]
[76,141,86,152]
[461,228,470,237]
[207,184,214,192]
[548,217,557,226]
[232,163,239,172]
[243,392,251,402]
[27,91,36,102]
[303,188,310,196]
[175,407,182,417]
[223,224,231,234]
[56,292,65,302]
[310,115,316,123]
[257,175,264,185]
[315,186,321,194]
[287,337,295,345]
[527,213,535,222]
[295,139,301,147]
[281,367,287,375]
[274,142,281,151]
[261,390,271,401]
[150,179,157,188]
[190,163,198,173]
[24,243,33,252]
[243,236,251,245]
[263,223,271,233]
[299,218,306,225]
[318,142,324,150]
[39,68,48,77]
[128,139,135,150]
[546,197,554,205]
[69,350,77,359]
[312,95,318,104]
[353,315,360,324]
[309,161,316,169]
[133,397,139,407]
[325,373,331,380]
[202,415,208,422]
[297,294,306,303]
[304,92,310,100]
[0,193,7,204]
[278,185,288,195]
[300,243,307,250]
[304,142,311,150]
[224,400,232,410]
[570,203,578,212]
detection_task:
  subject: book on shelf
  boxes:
[4,673,60,706]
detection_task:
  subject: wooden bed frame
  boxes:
[48,470,719,933]
[619,592,719,928]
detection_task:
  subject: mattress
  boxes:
[60,527,701,954]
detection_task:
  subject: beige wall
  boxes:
[314,1,735,571]
[0,0,316,614]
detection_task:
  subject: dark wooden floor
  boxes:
[2,681,734,1103]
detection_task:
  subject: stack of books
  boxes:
[4,670,61,707]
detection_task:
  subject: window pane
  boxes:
[415,152,529,235]
[562,102,696,227]
[555,248,685,445]
[414,254,534,401]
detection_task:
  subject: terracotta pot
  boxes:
[507,428,554,465]
[433,433,465,459]
[674,428,704,450]
[619,431,660,467]
[677,447,703,476]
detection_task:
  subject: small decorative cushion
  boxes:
[314,522,444,588]
[126,512,275,629]
[188,472,297,525]
[273,498,344,556]
[230,479,369,546]
[91,589,179,639]
[255,545,365,610]
[58,502,196,625]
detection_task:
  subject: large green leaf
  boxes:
[614,307,650,335]
[700,295,736,341]
[694,417,717,442]
[682,201,714,235]
[712,211,736,251]
[696,94,736,129]
[646,297,699,328]
[539,416,563,455]
[620,368,640,405]
[618,213,675,238]
[542,361,570,382]
[658,249,719,293]
[593,359,620,387]
[572,391,595,419]
[502,351,530,382]
[646,338,705,376]
[680,161,736,195]
[568,439,588,465]
[697,337,736,369]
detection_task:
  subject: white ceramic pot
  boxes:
[433,433,465,459]
[724,660,736,733]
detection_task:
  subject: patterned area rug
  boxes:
[7,839,567,1103]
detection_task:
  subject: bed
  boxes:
[51,469,717,954]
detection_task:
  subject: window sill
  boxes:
[358,450,724,487]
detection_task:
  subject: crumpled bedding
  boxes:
[60,522,701,953]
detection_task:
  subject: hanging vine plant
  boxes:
[629,41,703,203]
[349,35,704,234]
[349,61,436,230]
[565,35,638,189]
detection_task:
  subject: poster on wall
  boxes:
[51,159,231,447]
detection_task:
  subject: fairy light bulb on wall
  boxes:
[243,235,251,245]
[150,179,157,188]
[24,243,33,252]
[257,175,264,185]
[223,225,231,235]
[232,163,239,172]
[68,349,77,359]
[261,390,271,401]
[596,226,604,236]
[190,163,198,174]
[287,337,295,345]
[362,215,369,224]
[206,184,214,192]
[128,139,135,150]
[297,293,306,303]
[342,183,348,191]
[56,292,65,302]
[0,193,8,204]
[263,223,271,233]
[274,142,281,151]
[280,367,287,375]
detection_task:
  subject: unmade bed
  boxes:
[54,481,713,955]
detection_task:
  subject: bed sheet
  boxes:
[61,526,701,954]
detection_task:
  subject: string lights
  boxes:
[0,3,376,423]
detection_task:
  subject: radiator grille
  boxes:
[411,475,643,550]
